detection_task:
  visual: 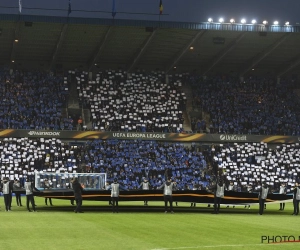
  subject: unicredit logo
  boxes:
[28,131,60,136]
[220,134,247,141]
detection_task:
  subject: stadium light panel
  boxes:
[262,20,268,25]
[208,18,213,22]
[219,18,224,23]
[11,60,14,63]
[14,39,19,43]
[285,21,290,25]
[273,21,279,25]
[251,19,257,24]
[230,19,235,23]
[190,46,194,50]
[241,19,246,24]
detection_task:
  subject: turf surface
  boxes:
[1,197,300,250]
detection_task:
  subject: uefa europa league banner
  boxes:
[0,129,299,143]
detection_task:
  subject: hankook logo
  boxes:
[220,134,247,141]
[28,131,60,136]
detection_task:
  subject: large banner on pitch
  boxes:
[0,129,299,143]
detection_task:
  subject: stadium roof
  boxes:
[1,14,300,77]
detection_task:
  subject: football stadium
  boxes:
[1,1,300,250]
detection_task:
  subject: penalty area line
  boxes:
[150,243,293,250]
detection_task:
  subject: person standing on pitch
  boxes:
[1,177,11,211]
[110,179,127,213]
[13,179,23,207]
[72,178,84,213]
[24,178,38,212]
[104,181,112,205]
[213,173,225,214]
[111,179,120,213]
[44,179,53,206]
[292,183,300,216]
[258,182,269,215]
[279,183,287,211]
[139,178,151,206]
[158,178,176,213]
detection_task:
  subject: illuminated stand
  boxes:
[34,172,106,190]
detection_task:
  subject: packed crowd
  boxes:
[74,70,186,133]
[2,68,300,137]
[212,142,300,193]
[1,137,299,193]
[0,137,211,191]
[191,76,300,136]
[0,69,72,130]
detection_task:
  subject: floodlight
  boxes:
[219,18,224,23]
[190,46,194,50]
[262,20,268,25]
[273,21,279,25]
[251,19,257,24]
[208,18,213,23]
[230,19,235,23]
[241,19,246,24]
[285,21,290,25]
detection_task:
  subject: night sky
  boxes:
[0,0,299,25]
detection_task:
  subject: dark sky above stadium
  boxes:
[1,0,300,25]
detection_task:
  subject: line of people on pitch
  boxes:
[1,177,40,212]
[1,178,23,211]
[211,172,299,215]
[104,177,179,209]
[225,182,288,212]
[84,177,178,214]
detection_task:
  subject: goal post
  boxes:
[35,172,106,190]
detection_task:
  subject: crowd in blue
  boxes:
[0,69,300,192]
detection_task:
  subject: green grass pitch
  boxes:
[1,197,300,250]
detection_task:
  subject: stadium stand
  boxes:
[191,76,300,136]
[0,69,72,130]
[212,142,300,193]
[0,137,212,191]
[1,135,300,194]
[73,70,186,132]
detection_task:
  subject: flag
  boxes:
[19,0,22,14]
[159,0,163,15]
[112,0,116,18]
[68,0,72,16]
